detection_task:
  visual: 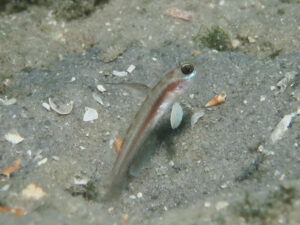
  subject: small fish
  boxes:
[110,63,196,188]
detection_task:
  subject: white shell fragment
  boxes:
[73,176,89,185]
[42,102,51,111]
[48,98,73,115]
[127,64,136,73]
[191,110,205,128]
[112,70,128,77]
[37,158,48,166]
[83,107,98,121]
[170,102,183,129]
[92,93,104,105]
[97,84,106,93]
[4,130,24,144]
[270,108,300,143]
[0,97,17,105]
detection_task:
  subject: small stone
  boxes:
[122,214,129,223]
[169,160,174,167]
[260,95,266,102]
[152,57,157,61]
[21,184,46,200]
[108,207,114,213]
[1,184,10,192]
[127,65,136,73]
[112,70,128,77]
[129,195,136,200]
[231,39,240,48]
[248,36,256,43]
[137,192,143,198]
[204,202,211,207]
[215,201,229,210]
[37,158,48,166]
[83,107,98,121]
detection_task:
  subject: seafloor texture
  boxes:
[0,0,300,225]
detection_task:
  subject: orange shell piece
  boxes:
[205,92,226,107]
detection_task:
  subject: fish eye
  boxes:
[181,63,194,75]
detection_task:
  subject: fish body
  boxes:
[111,63,196,187]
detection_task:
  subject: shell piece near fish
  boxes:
[191,110,205,128]
[170,102,183,129]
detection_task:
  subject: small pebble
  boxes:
[112,70,128,77]
[260,95,266,102]
[137,192,143,198]
[37,158,48,166]
[1,184,10,192]
[129,195,136,200]
[122,214,129,223]
[108,207,114,213]
[215,201,229,210]
[204,202,211,208]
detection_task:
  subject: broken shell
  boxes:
[1,159,21,178]
[113,133,123,154]
[97,84,106,93]
[83,107,98,121]
[191,110,205,128]
[42,102,51,111]
[21,184,46,200]
[205,92,226,107]
[127,64,136,73]
[92,93,104,105]
[270,109,300,143]
[0,97,16,105]
[170,102,183,129]
[48,98,73,115]
[4,131,24,144]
